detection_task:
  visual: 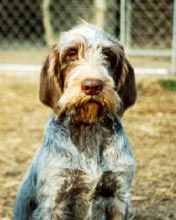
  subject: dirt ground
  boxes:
[0,73,175,220]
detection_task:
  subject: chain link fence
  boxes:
[0,0,175,73]
[127,0,173,51]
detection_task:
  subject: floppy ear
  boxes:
[115,46,137,115]
[39,45,62,111]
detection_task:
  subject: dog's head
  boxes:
[39,24,136,123]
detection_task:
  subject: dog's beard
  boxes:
[56,87,121,124]
[71,101,101,124]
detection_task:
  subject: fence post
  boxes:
[172,0,176,74]
[126,0,131,51]
[94,0,106,29]
[42,0,55,46]
[120,0,126,45]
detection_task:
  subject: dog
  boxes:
[13,23,137,220]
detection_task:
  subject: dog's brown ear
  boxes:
[39,45,62,111]
[115,46,137,115]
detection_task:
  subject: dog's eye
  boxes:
[67,49,78,62]
[102,49,113,58]
[102,48,117,67]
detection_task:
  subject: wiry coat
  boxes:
[13,23,137,220]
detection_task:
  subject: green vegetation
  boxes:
[158,79,176,91]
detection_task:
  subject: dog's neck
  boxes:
[67,113,116,157]
[44,113,122,158]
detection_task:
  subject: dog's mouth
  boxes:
[69,100,103,124]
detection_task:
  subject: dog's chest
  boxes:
[40,114,134,175]
[36,114,134,207]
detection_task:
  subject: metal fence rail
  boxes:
[0,0,175,73]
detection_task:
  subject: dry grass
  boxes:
[0,73,175,220]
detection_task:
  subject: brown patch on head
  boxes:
[61,47,79,64]
[60,41,85,65]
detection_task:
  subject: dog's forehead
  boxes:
[72,24,111,40]
[58,24,118,50]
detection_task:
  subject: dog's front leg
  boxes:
[33,168,96,220]
[90,171,132,220]
[13,163,37,220]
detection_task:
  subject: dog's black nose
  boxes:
[81,78,104,95]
